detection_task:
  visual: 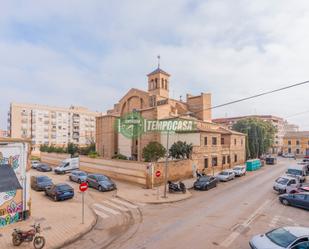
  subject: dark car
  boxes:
[31,175,53,191]
[36,164,52,172]
[45,183,74,201]
[279,192,309,210]
[194,176,218,191]
[86,174,116,191]
[265,157,277,165]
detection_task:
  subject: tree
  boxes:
[169,141,193,159]
[142,141,166,162]
[67,142,79,156]
[232,118,277,159]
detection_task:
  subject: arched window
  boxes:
[161,78,164,88]
[155,78,158,88]
[150,79,154,90]
[165,79,168,89]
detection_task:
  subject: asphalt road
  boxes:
[107,158,309,249]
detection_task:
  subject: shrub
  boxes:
[142,141,166,162]
[112,154,128,160]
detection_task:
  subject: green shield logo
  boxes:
[116,112,145,139]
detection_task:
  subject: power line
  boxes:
[285,110,309,119]
[196,79,309,113]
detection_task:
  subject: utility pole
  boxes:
[163,131,170,198]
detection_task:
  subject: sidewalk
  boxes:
[0,188,96,249]
[116,181,192,204]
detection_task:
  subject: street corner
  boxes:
[116,186,192,205]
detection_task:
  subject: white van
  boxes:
[54,157,79,174]
[273,175,301,194]
[286,165,307,183]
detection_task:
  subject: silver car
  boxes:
[233,166,246,177]
[217,170,235,182]
[69,170,88,183]
[249,226,309,249]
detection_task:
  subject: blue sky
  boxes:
[1,0,309,129]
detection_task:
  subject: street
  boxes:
[96,158,308,249]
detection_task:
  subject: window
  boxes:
[296,140,300,145]
[204,158,208,168]
[221,137,225,145]
[155,78,158,88]
[241,139,243,146]
[293,194,305,200]
[296,149,300,154]
[288,140,291,145]
[212,137,217,145]
[234,139,237,145]
[234,154,237,162]
[161,78,164,88]
[222,156,226,165]
[212,157,218,167]
[227,155,230,164]
[291,241,309,249]
[204,137,208,146]
[288,148,291,153]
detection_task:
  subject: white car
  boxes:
[216,170,235,182]
[31,160,40,169]
[249,226,309,249]
[232,166,246,177]
[273,176,301,194]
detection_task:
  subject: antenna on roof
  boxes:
[157,55,161,69]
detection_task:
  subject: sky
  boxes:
[1,0,309,130]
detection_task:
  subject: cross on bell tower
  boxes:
[147,56,170,99]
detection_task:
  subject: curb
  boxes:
[53,206,98,249]
[116,190,192,205]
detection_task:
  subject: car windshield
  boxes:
[266,228,297,248]
[287,169,302,176]
[276,177,289,184]
[96,175,109,181]
[77,172,87,176]
[37,177,51,183]
[57,185,72,191]
[233,167,242,170]
[219,172,229,175]
[199,177,210,182]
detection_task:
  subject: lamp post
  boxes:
[163,130,170,198]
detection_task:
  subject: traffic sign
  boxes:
[155,170,161,177]
[79,182,88,192]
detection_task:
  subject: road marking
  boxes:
[221,199,271,248]
[93,203,120,215]
[111,198,138,209]
[269,215,280,228]
[103,200,129,211]
[93,208,109,219]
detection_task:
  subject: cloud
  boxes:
[1,0,309,130]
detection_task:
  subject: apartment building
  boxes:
[8,103,99,151]
[96,66,246,172]
[283,131,309,156]
[212,115,298,154]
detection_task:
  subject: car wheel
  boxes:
[205,185,209,191]
[282,199,289,206]
[53,195,58,201]
[98,186,103,192]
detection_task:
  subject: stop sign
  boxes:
[155,170,161,177]
[79,182,88,192]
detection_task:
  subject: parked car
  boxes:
[193,176,217,191]
[266,157,277,165]
[31,160,40,169]
[249,226,309,249]
[288,184,309,194]
[279,193,309,210]
[283,153,296,158]
[36,164,52,172]
[86,174,116,191]
[217,170,235,182]
[286,165,307,183]
[69,170,87,183]
[232,166,246,176]
[273,176,301,194]
[45,183,74,201]
[31,175,53,191]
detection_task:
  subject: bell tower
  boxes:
[147,57,170,99]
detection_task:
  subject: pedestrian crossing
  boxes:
[92,198,139,219]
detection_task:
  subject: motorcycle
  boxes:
[168,181,186,194]
[12,223,46,249]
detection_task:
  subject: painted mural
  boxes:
[0,152,22,228]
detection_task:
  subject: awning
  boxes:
[0,164,22,192]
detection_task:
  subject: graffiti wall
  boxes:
[0,149,25,228]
